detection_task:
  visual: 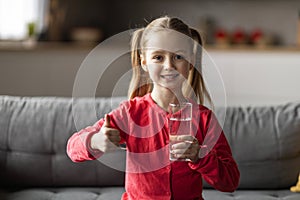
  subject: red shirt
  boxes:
[67,94,240,200]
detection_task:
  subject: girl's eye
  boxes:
[153,55,163,61]
[174,54,184,60]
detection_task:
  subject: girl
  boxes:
[67,16,240,200]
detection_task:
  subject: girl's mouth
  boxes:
[161,74,179,80]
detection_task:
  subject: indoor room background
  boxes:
[0,0,300,107]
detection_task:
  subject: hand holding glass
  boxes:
[168,102,193,161]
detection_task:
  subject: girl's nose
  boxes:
[163,56,175,70]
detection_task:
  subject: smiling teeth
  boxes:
[162,74,178,78]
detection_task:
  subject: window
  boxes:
[0,0,48,40]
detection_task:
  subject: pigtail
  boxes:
[128,28,152,99]
[131,28,143,68]
[188,28,213,107]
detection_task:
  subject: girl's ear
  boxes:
[140,55,148,72]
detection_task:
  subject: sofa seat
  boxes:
[1,96,300,200]
[203,189,300,200]
[0,187,125,200]
[2,188,299,200]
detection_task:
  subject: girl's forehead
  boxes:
[143,30,193,54]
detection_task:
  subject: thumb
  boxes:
[104,114,111,127]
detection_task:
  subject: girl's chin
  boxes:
[155,83,183,91]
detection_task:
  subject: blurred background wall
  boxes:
[0,0,300,107]
[39,0,300,46]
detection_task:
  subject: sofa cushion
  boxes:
[212,102,300,189]
[0,96,126,187]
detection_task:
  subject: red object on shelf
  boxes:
[250,29,263,43]
[214,28,230,47]
[215,28,227,39]
[232,28,247,44]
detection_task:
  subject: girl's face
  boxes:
[141,30,194,92]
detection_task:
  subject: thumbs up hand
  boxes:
[90,114,121,152]
[102,114,121,146]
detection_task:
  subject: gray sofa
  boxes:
[0,95,300,200]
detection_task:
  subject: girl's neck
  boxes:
[151,87,187,111]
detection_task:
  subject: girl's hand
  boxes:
[170,135,200,163]
[90,114,121,152]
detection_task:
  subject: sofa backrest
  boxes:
[0,96,300,189]
[212,102,300,189]
[0,96,126,187]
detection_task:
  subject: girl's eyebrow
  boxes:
[149,49,187,54]
[150,50,165,54]
[174,50,188,54]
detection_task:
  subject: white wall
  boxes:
[209,50,300,106]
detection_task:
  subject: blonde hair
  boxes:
[128,16,212,105]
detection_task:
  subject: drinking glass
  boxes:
[168,102,192,161]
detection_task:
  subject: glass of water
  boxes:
[168,102,193,161]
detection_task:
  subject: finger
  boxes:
[104,114,111,127]
[171,139,197,149]
[171,142,191,150]
[104,137,120,148]
[110,141,120,147]
[172,150,196,159]
[105,144,120,152]
[107,135,121,143]
[172,152,191,161]
[171,148,187,155]
[176,135,195,142]
[105,128,120,136]
[171,142,198,156]
[174,153,189,159]
[171,145,197,153]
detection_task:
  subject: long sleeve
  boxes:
[67,122,104,162]
[66,102,128,163]
[189,111,240,192]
